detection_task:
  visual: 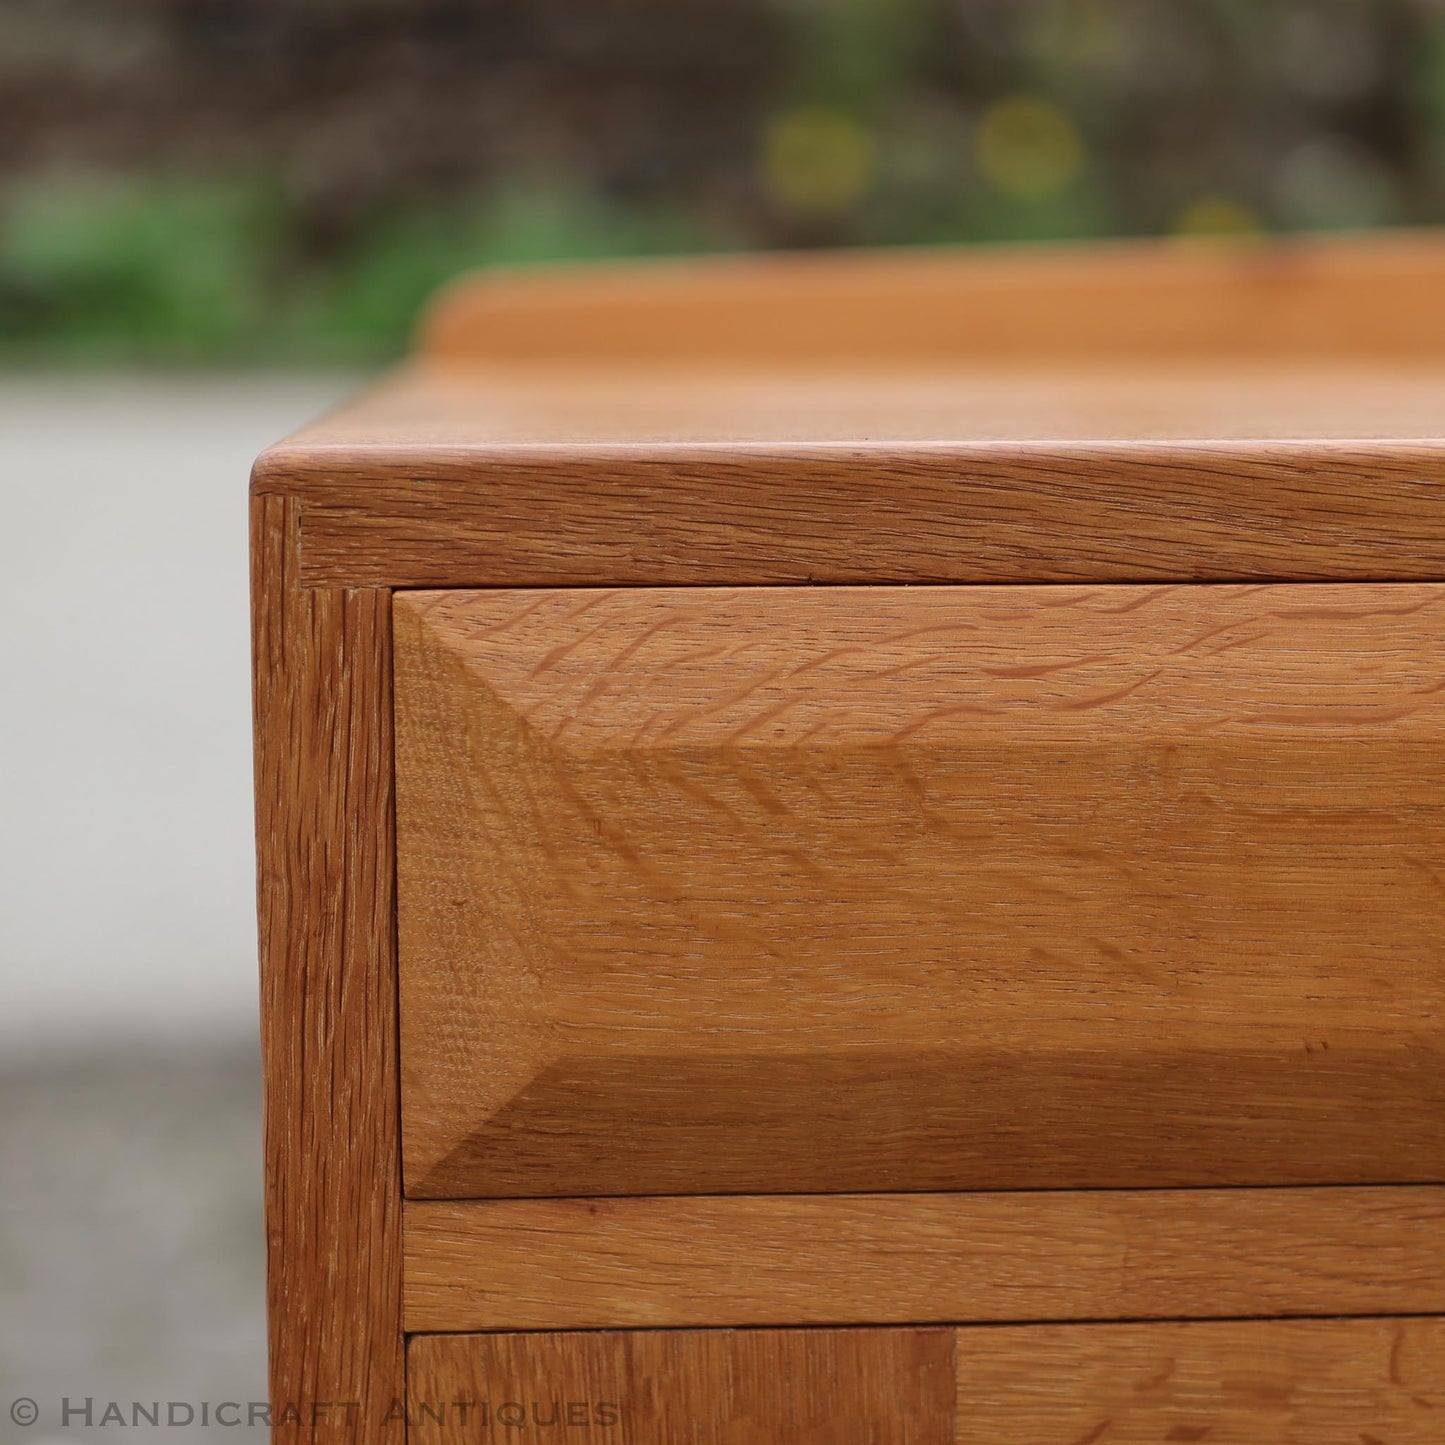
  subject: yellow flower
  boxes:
[976,95,1084,200]
[762,106,877,217]
[1173,194,1262,239]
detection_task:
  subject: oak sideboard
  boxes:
[251,232,1445,1443]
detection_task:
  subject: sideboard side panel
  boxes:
[251,493,403,1443]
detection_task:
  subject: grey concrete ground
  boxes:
[0,375,354,1442]
[0,1048,267,1445]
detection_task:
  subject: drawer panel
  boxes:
[395,583,1445,1198]
[407,1318,1445,1444]
[408,1327,954,1444]
[401,1187,1445,1332]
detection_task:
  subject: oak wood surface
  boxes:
[250,495,403,1441]
[950,1316,1445,1443]
[395,582,1445,1199]
[251,234,1445,591]
[402,1186,1445,1331]
[252,235,1445,1440]
[407,1326,955,1444]
[406,1318,1445,1444]
[418,231,1445,364]
[256,431,1445,590]
[267,359,1445,449]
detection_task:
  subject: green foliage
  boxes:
[783,0,933,118]
[290,182,722,357]
[0,174,723,362]
[0,176,275,359]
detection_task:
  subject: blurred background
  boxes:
[3,1,1445,1440]
[5,0,1445,363]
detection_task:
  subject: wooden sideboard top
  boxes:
[257,355,1445,452]
[251,231,1445,589]
[413,228,1445,368]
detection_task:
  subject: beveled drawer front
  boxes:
[407,1319,1445,1444]
[394,583,1445,1199]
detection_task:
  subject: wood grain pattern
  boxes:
[406,1318,1445,1443]
[951,1316,1445,1443]
[251,235,1445,590]
[253,236,1445,1439]
[407,1327,955,1444]
[418,231,1445,364]
[257,432,1445,591]
[402,1187,1445,1331]
[395,583,1445,1199]
[250,494,403,1441]
[265,359,1445,449]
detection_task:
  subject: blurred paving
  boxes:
[0,1048,268,1445]
[0,374,352,1060]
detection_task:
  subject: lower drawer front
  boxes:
[395,582,1445,1199]
[408,1319,1445,1443]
